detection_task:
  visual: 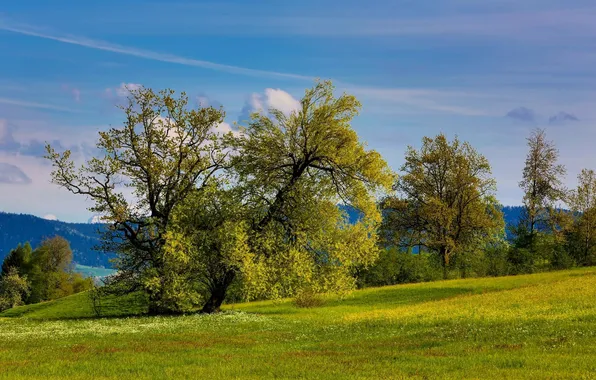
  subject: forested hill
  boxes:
[1,206,526,267]
[0,212,112,267]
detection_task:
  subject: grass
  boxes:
[1,268,596,379]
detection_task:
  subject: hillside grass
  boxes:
[1,268,595,379]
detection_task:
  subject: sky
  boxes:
[1,0,595,222]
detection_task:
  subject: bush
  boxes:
[482,243,510,277]
[507,247,535,275]
[0,268,30,312]
[294,290,325,308]
[359,248,443,287]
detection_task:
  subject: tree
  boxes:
[227,81,394,306]
[165,185,249,313]
[27,236,76,303]
[381,134,504,279]
[1,242,32,277]
[46,86,228,314]
[0,267,30,312]
[517,128,566,250]
[567,169,596,265]
[169,80,394,313]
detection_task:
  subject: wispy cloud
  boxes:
[260,8,596,41]
[0,97,80,112]
[348,87,493,116]
[0,19,313,81]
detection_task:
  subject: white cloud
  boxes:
[238,88,301,123]
[43,214,57,221]
[115,83,142,97]
[264,88,301,115]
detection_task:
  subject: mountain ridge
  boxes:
[1,206,526,266]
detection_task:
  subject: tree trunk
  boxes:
[201,270,236,314]
[440,247,449,279]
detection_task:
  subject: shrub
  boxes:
[0,268,30,312]
[294,290,325,308]
[359,248,443,287]
[507,247,535,275]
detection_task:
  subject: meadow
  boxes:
[1,268,595,379]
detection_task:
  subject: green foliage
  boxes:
[229,81,393,304]
[0,237,93,311]
[382,133,504,278]
[481,241,510,277]
[293,289,326,308]
[566,169,596,266]
[46,86,228,314]
[0,267,30,312]
[358,248,443,286]
[27,236,81,303]
[516,128,566,252]
[45,81,393,314]
[1,242,32,277]
[507,247,535,275]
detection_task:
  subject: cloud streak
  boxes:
[0,97,80,113]
[0,19,313,81]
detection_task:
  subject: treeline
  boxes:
[0,236,93,311]
[358,129,595,287]
[37,80,594,315]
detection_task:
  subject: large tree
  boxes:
[167,80,394,312]
[46,86,227,314]
[47,81,392,314]
[381,134,503,278]
[516,128,566,250]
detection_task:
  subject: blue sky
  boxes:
[1,0,595,222]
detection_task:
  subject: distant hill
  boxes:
[0,212,112,268]
[501,206,523,233]
[0,205,527,267]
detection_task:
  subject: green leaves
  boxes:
[46,80,393,313]
[383,134,503,277]
[227,80,393,301]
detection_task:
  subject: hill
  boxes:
[0,212,113,267]
[0,206,526,268]
[1,267,594,378]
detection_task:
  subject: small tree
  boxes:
[1,242,32,277]
[382,134,504,278]
[567,169,596,265]
[0,267,30,312]
[27,236,75,303]
[516,128,566,251]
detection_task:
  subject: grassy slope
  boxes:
[1,268,595,379]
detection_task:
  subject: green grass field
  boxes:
[1,268,595,379]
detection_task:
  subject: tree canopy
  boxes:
[381,134,504,278]
[46,81,393,314]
